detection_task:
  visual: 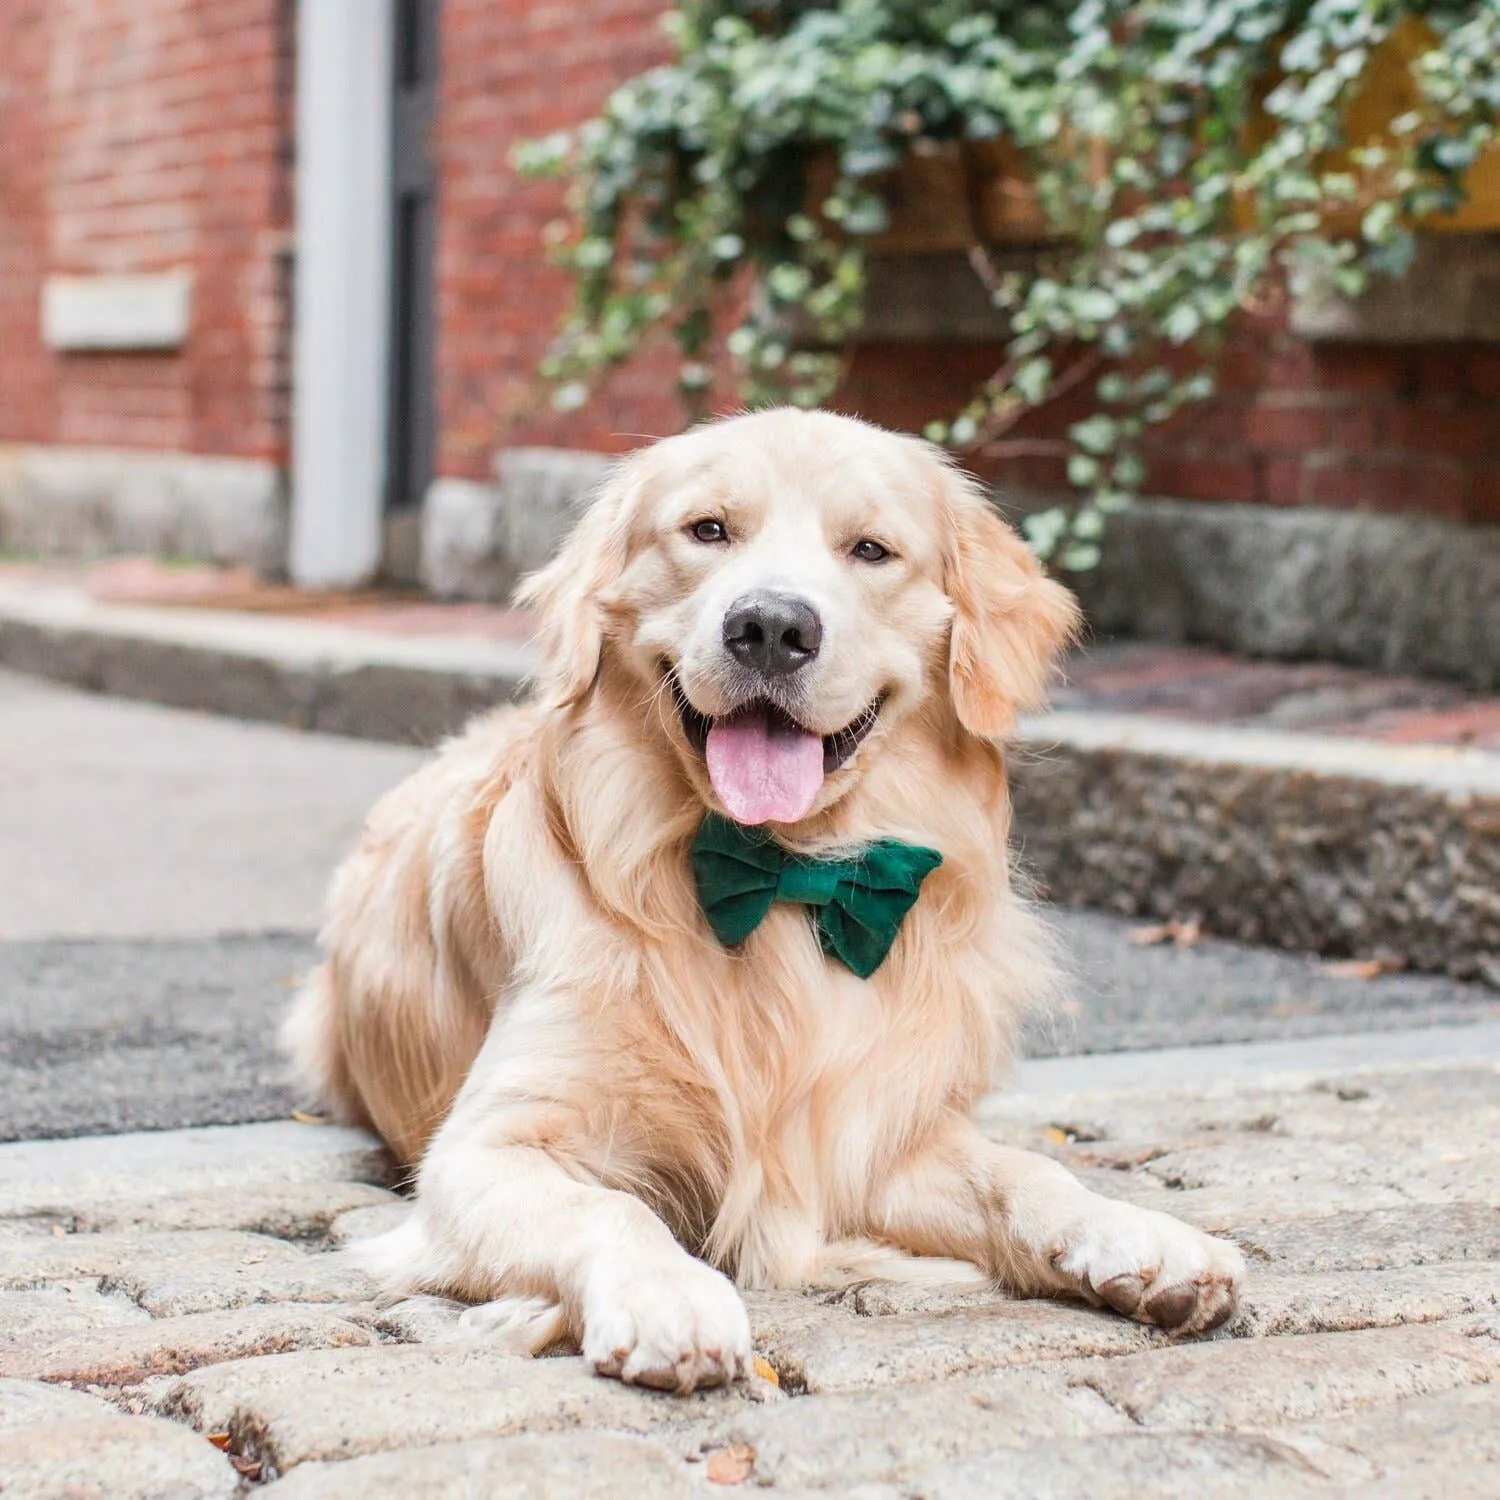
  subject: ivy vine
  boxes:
[518,0,1500,569]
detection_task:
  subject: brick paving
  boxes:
[2,1032,1497,1496]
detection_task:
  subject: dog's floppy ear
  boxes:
[515,459,638,708]
[942,469,1081,739]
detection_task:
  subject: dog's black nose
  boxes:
[723,590,823,677]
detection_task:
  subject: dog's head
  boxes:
[521,409,1079,827]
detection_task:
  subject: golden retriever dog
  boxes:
[285,408,1243,1393]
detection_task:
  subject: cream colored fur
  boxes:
[285,409,1243,1394]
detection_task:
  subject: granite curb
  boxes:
[0,581,531,745]
[1,579,1494,984]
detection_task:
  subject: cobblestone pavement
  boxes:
[3,1026,1497,1497]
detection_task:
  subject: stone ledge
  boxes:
[420,448,613,602]
[1065,499,1500,689]
[0,580,530,745]
[1009,713,1500,985]
[0,445,287,572]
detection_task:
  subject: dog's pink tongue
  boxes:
[706,709,825,825]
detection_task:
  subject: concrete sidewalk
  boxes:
[2,1022,1497,1496]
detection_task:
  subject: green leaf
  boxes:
[1070,414,1118,455]
[1059,542,1103,572]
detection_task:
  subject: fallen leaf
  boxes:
[1324,956,1404,980]
[1128,920,1201,948]
[752,1354,779,1387]
[51,1224,67,1238]
[206,1433,232,1451]
[241,1252,267,1265]
[228,1455,262,1480]
[290,1110,329,1126]
[705,1443,756,1485]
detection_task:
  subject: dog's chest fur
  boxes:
[586,899,997,1287]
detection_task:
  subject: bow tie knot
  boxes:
[690,814,942,979]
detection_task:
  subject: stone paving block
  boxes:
[1228,1202,1500,1273]
[0,1121,393,1225]
[1273,1382,1500,1486]
[372,1295,469,1345]
[0,1279,151,1342]
[0,1302,374,1386]
[4,1226,373,1313]
[263,1432,692,1498]
[116,1244,374,1317]
[69,1179,402,1239]
[1074,1323,1499,1431]
[0,1376,115,1427]
[2,1227,305,1285]
[1137,1129,1500,1206]
[759,1296,1161,1395]
[1227,1262,1500,1338]
[328,1198,414,1247]
[717,1369,1130,1491]
[157,1344,776,1476]
[904,1430,1328,1499]
[0,1375,238,1499]
[987,1061,1499,1148]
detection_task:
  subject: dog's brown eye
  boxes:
[689,519,727,544]
[851,539,889,563]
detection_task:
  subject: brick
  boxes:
[1388,404,1493,458]
[156,1344,771,1475]
[1276,1382,1500,1486]
[2,1228,374,1315]
[1076,1324,1499,1430]
[1244,401,1330,451]
[1230,1203,1500,1273]
[1259,454,1306,506]
[719,1370,1128,1491]
[1225,1262,1500,1339]
[1142,452,1259,504]
[1469,465,1500,524]
[1467,347,1500,399]
[261,1433,692,1498]
[0,1303,374,1386]
[759,1297,1161,1396]
[0,1281,151,1344]
[0,1119,394,1229]
[905,1432,1325,1499]
[0,1377,237,1499]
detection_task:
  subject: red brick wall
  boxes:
[0,0,294,463]
[5,0,1495,527]
[434,0,681,480]
[838,322,1500,526]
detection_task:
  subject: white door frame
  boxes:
[290,0,395,587]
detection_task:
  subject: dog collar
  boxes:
[690,813,942,979]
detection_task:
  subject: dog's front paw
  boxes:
[581,1252,751,1394]
[1044,1198,1244,1335]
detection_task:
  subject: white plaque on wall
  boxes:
[41,269,194,352]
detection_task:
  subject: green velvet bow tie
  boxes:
[690,814,943,979]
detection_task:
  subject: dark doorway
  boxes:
[387,0,440,516]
